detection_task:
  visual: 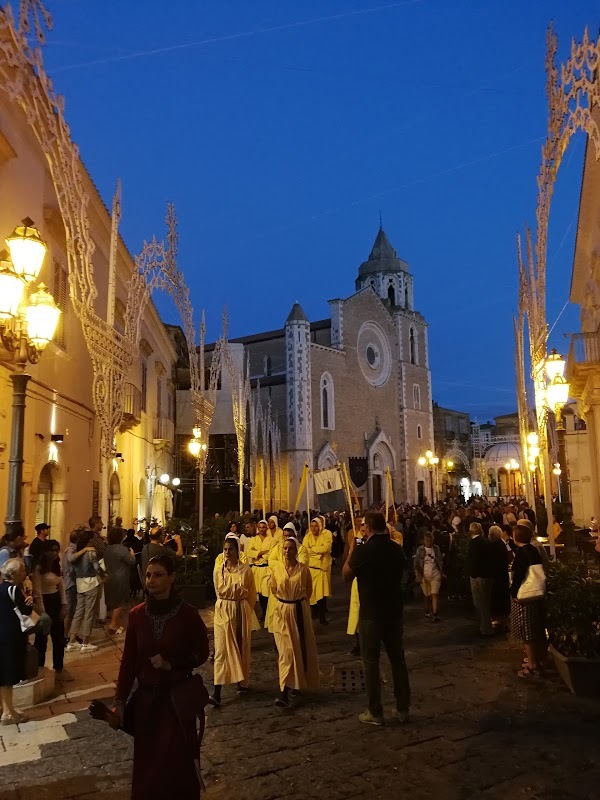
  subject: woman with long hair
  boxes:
[100,554,210,800]
[210,534,259,707]
[32,540,71,681]
[270,537,319,708]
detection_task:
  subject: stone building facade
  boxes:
[202,228,434,510]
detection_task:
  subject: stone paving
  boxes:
[0,576,599,800]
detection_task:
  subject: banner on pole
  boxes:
[314,467,346,513]
[348,457,368,488]
[293,463,309,512]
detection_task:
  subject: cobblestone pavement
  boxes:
[0,575,599,800]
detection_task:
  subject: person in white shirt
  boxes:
[414,532,444,622]
[240,520,256,554]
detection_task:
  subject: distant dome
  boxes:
[483,441,522,469]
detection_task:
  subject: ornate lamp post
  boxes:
[1,219,60,534]
[418,450,439,503]
[188,427,208,534]
[545,350,571,504]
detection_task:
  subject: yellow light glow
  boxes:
[188,439,201,457]
[48,443,58,463]
[546,374,570,411]
[545,349,566,382]
[0,260,25,320]
[504,462,511,471]
[447,460,454,469]
[529,445,540,459]
[431,456,439,465]
[526,431,539,446]
[159,473,170,484]
[6,219,47,283]
[425,450,433,459]
[25,283,60,350]
[417,456,427,467]
[510,459,519,470]
[192,426,201,439]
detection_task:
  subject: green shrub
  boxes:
[546,561,600,659]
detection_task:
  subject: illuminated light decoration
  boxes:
[159,473,170,485]
[171,477,181,487]
[48,442,58,463]
[546,373,570,412]
[0,256,25,320]
[25,283,61,350]
[188,438,201,458]
[545,349,566,383]
[5,218,47,283]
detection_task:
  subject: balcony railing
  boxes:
[153,416,174,442]
[120,383,142,431]
[569,331,600,366]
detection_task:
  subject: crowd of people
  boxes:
[0,492,558,778]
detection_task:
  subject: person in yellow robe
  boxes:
[210,536,259,707]
[215,533,248,570]
[246,519,274,621]
[303,517,333,625]
[347,519,366,656]
[265,523,308,633]
[267,515,284,545]
[270,537,319,707]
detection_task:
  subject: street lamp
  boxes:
[188,426,208,533]
[545,350,570,505]
[418,451,439,503]
[1,221,60,535]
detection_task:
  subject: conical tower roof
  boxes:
[358,227,409,277]
[286,302,308,323]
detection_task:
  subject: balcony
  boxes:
[120,383,142,432]
[567,331,600,398]
[153,416,174,446]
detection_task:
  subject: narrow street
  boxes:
[0,574,598,800]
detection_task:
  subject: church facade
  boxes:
[205,227,435,510]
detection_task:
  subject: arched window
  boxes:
[409,328,417,365]
[417,424,423,439]
[320,372,335,430]
[413,384,421,410]
[387,284,396,306]
[264,355,272,376]
[405,285,410,309]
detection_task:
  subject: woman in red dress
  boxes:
[111,555,209,800]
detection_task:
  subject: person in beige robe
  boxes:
[246,520,274,622]
[265,523,308,633]
[210,537,259,706]
[270,538,319,708]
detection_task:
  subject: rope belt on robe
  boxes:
[277,597,307,670]
[309,566,323,571]
[221,598,243,653]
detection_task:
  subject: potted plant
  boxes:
[545,561,600,696]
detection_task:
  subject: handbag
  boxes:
[516,563,546,601]
[7,584,39,632]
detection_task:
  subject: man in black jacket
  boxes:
[467,522,494,636]
[343,512,410,726]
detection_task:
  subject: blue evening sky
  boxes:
[40,0,597,420]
